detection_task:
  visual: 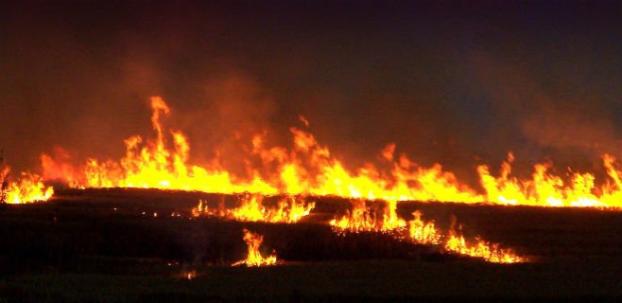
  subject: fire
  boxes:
[329,200,378,232]
[39,96,482,204]
[408,210,442,245]
[232,229,277,267]
[1,166,54,204]
[38,96,622,209]
[477,152,622,208]
[331,204,525,263]
[444,227,525,264]
[407,211,525,263]
[444,233,524,264]
[43,97,277,194]
[192,194,315,223]
[329,199,406,233]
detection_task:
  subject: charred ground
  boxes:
[0,188,621,302]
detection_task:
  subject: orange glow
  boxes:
[329,199,406,233]
[232,229,277,267]
[408,210,442,245]
[38,96,622,209]
[183,270,197,280]
[477,152,622,208]
[192,194,315,223]
[407,211,525,263]
[1,166,53,204]
[329,200,379,233]
[40,96,482,204]
[48,97,277,194]
[444,223,525,264]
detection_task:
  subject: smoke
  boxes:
[1,1,621,183]
[467,52,622,174]
[176,71,279,175]
[521,106,621,155]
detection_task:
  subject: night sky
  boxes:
[1,0,622,184]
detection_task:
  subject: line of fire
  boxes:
[3,1,622,301]
[4,96,622,265]
[7,97,622,209]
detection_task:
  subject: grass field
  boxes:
[0,188,621,302]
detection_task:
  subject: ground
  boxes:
[0,188,621,302]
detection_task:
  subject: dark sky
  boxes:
[1,0,622,183]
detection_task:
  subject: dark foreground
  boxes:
[1,188,621,302]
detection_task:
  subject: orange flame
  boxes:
[444,227,525,264]
[329,199,406,233]
[1,166,53,204]
[407,211,525,263]
[477,152,622,208]
[192,194,315,223]
[38,96,622,209]
[232,229,277,267]
[329,200,379,233]
[54,97,276,194]
[408,210,442,245]
[40,96,482,204]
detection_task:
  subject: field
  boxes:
[1,188,621,302]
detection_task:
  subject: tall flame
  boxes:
[40,96,482,203]
[232,229,277,267]
[39,96,622,209]
[1,166,53,204]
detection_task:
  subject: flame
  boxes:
[192,194,315,223]
[408,210,442,245]
[232,229,277,267]
[329,200,379,232]
[407,211,525,263]
[331,204,525,263]
[1,166,53,204]
[38,96,622,209]
[444,225,525,264]
[40,96,482,203]
[477,152,622,208]
[49,97,277,194]
[329,199,406,233]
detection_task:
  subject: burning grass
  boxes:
[232,228,277,267]
[324,198,525,263]
[407,211,525,263]
[192,194,315,224]
[38,96,622,209]
[194,194,526,264]
[17,185,622,299]
[1,166,53,204]
[329,199,406,233]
